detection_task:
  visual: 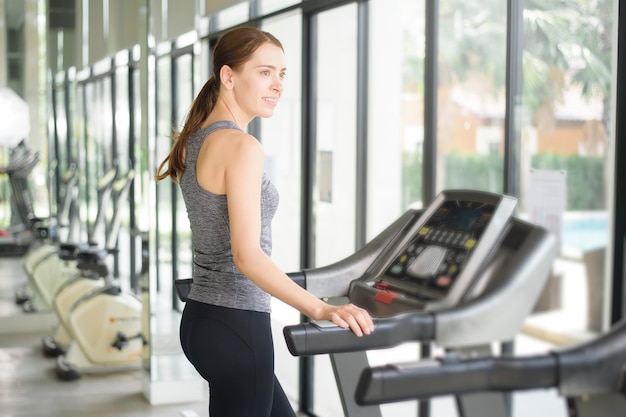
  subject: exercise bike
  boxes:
[42,169,135,357]
[18,167,117,312]
[45,170,144,381]
[21,163,79,279]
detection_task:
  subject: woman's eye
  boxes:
[261,70,270,76]
[280,72,286,79]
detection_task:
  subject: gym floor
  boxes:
[0,255,210,417]
[1,254,570,417]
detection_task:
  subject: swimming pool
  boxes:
[561,214,608,252]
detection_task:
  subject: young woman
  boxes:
[156,26,374,416]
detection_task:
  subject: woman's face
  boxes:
[231,42,286,120]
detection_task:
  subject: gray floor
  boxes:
[0,253,209,417]
[1,248,572,417]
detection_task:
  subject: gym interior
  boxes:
[1,1,625,416]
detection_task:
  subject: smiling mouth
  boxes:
[263,97,278,105]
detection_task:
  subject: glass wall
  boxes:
[113,57,139,288]
[519,0,617,337]
[51,73,70,239]
[154,42,197,310]
[80,72,115,246]
[365,1,429,415]
[74,79,88,244]
[173,51,195,302]
[261,0,299,15]
[154,52,173,292]
[261,10,304,408]
[437,0,508,194]
[68,58,140,288]
[313,4,358,267]
[367,0,426,239]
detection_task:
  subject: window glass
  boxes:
[261,10,303,407]
[54,84,68,176]
[52,82,67,232]
[132,65,147,232]
[260,0,299,15]
[366,1,427,415]
[520,0,617,339]
[313,4,358,268]
[312,6,358,414]
[98,77,115,173]
[155,56,174,288]
[261,13,302,276]
[83,80,113,244]
[114,64,134,287]
[437,0,508,194]
[367,0,426,241]
[63,72,80,244]
[174,53,195,295]
[115,66,130,173]
[75,82,89,243]
[215,1,249,30]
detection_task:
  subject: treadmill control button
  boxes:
[374,282,390,290]
[374,290,400,304]
[436,275,452,287]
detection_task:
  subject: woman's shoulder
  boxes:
[221,129,263,154]
[198,128,262,171]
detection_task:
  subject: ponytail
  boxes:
[156,77,219,183]
[156,26,283,184]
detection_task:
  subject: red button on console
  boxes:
[374,289,399,304]
[373,282,389,290]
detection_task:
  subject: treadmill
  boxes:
[282,189,559,417]
[355,319,626,417]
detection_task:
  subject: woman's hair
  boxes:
[156,26,283,183]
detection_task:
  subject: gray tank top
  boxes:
[179,120,279,313]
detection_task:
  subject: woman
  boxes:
[156,26,374,416]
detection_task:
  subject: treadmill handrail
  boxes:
[355,354,558,406]
[355,319,626,405]
[283,312,435,356]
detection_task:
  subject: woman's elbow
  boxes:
[232,246,263,274]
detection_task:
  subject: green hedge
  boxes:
[444,152,504,193]
[401,151,605,210]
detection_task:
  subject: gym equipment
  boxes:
[17,164,81,306]
[0,145,49,256]
[355,319,626,417]
[54,276,144,381]
[281,189,558,417]
[17,167,117,312]
[53,170,145,381]
[20,163,79,275]
[42,169,135,357]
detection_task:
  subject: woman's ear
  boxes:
[220,65,235,90]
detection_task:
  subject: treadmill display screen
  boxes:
[380,200,496,299]
[440,205,483,231]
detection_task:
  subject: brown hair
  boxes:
[156,26,283,183]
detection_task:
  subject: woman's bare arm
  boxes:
[223,133,374,336]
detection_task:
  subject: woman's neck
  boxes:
[208,96,253,129]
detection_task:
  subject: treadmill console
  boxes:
[349,190,517,316]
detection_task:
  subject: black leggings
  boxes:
[180,299,296,417]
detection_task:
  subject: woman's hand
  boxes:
[322,303,375,337]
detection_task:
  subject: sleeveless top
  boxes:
[179,120,279,313]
